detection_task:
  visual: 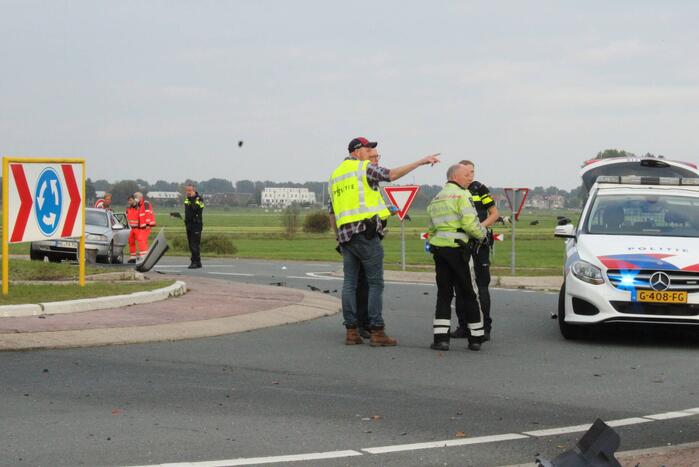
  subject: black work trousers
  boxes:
[455,243,492,332]
[472,244,492,332]
[186,224,202,264]
[432,246,484,343]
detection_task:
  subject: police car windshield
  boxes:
[585,194,699,237]
[85,210,109,227]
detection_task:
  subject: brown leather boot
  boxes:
[345,327,363,345]
[370,327,397,347]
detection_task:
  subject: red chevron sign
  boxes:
[61,164,82,237]
[5,159,85,243]
[9,164,33,242]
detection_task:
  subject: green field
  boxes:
[156,207,578,274]
[1,207,578,275]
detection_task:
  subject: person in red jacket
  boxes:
[130,192,156,262]
[95,193,112,210]
[125,196,140,263]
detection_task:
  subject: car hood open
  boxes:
[580,157,699,191]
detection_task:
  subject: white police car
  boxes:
[555,156,699,339]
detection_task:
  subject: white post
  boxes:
[511,201,516,275]
[401,220,406,271]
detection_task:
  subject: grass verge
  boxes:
[0,280,174,305]
[2,259,111,281]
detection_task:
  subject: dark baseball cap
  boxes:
[348,137,377,153]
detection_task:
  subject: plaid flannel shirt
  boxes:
[328,157,391,244]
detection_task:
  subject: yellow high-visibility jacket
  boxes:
[329,159,390,228]
[427,182,486,248]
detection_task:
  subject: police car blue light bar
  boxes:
[596,175,699,186]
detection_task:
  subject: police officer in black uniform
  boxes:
[451,160,499,341]
[184,183,205,269]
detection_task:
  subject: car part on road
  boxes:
[136,229,169,273]
[536,418,621,466]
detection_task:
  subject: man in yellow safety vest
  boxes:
[329,136,440,347]
[427,163,487,352]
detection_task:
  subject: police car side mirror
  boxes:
[554,224,575,238]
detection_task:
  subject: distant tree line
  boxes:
[84,147,661,208]
[85,176,588,209]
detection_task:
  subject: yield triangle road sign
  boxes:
[503,188,529,221]
[384,185,420,221]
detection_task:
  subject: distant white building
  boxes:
[147,191,181,206]
[147,191,181,200]
[261,187,316,207]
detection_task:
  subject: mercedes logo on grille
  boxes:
[649,272,671,291]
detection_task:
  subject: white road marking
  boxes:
[128,408,699,466]
[524,416,652,437]
[127,450,363,467]
[523,423,592,437]
[362,433,529,454]
[207,272,255,277]
[606,417,652,427]
[644,410,693,420]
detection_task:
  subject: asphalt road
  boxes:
[2,257,699,467]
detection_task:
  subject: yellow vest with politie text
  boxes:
[329,159,390,228]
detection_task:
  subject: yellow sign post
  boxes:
[2,157,86,296]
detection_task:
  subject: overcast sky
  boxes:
[1,1,698,190]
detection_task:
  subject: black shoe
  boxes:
[430,341,450,351]
[189,263,202,269]
[467,341,481,351]
[449,326,469,339]
[358,327,371,339]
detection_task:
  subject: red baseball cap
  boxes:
[348,137,378,153]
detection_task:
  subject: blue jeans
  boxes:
[341,233,385,328]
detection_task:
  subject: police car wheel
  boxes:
[558,282,587,340]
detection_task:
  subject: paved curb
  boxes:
[0,281,187,318]
[0,287,338,351]
[330,269,563,291]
